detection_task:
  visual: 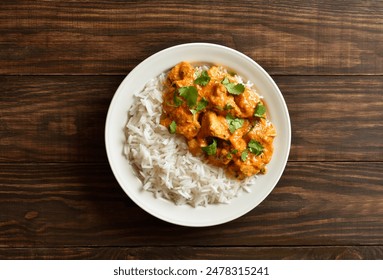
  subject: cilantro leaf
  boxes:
[214,105,224,111]
[224,103,234,110]
[248,139,264,156]
[179,86,198,108]
[227,83,245,95]
[241,149,248,161]
[221,77,245,95]
[201,139,217,156]
[226,149,238,159]
[254,103,266,118]
[173,91,183,107]
[226,114,244,133]
[222,77,230,85]
[169,121,177,134]
[191,98,209,115]
[194,70,210,86]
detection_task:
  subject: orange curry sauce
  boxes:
[160,62,276,179]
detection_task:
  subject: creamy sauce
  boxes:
[160,62,276,179]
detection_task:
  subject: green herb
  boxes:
[248,139,264,156]
[173,92,183,107]
[241,149,248,161]
[214,106,224,111]
[178,86,198,108]
[191,98,209,115]
[221,77,245,95]
[169,121,177,134]
[226,149,238,159]
[254,103,266,118]
[194,70,210,86]
[226,114,244,133]
[201,139,217,156]
[224,104,234,110]
[222,77,230,84]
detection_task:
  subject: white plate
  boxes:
[105,43,291,227]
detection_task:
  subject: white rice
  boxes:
[124,72,257,207]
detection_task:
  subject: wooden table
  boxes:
[1,1,382,260]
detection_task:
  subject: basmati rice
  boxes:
[125,72,257,207]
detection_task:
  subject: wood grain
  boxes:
[0,246,381,260]
[0,0,382,75]
[1,0,382,260]
[1,75,381,162]
[0,75,120,162]
[277,76,383,161]
[1,162,382,247]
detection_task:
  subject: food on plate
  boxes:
[160,62,276,179]
[125,62,275,206]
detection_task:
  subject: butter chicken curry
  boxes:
[160,62,276,179]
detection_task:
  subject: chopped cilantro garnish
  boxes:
[169,121,177,134]
[254,103,266,118]
[248,139,264,156]
[194,70,210,86]
[226,114,244,133]
[222,77,230,85]
[191,98,209,115]
[224,104,234,110]
[201,139,217,156]
[226,149,238,159]
[178,86,198,108]
[241,149,248,161]
[221,77,245,95]
[173,91,183,107]
[214,105,224,111]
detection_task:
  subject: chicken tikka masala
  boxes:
[160,62,276,179]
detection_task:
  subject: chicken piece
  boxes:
[228,153,263,179]
[199,111,230,140]
[234,88,260,118]
[217,148,232,165]
[228,120,250,151]
[229,133,247,151]
[206,83,228,109]
[187,139,200,156]
[161,102,201,140]
[177,120,201,140]
[245,119,276,145]
[207,83,241,112]
[167,61,194,83]
[233,160,258,178]
[206,149,231,166]
[205,82,243,117]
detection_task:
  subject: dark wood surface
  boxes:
[0,0,382,260]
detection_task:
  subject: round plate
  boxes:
[105,43,291,227]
